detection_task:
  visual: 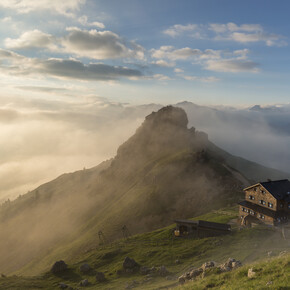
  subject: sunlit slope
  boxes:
[1,208,289,289]
[0,106,288,275]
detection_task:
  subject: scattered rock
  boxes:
[279,251,287,257]
[59,283,68,289]
[79,279,89,287]
[248,268,256,279]
[267,251,272,257]
[266,281,273,286]
[51,261,67,274]
[178,275,186,284]
[232,260,242,269]
[178,257,242,284]
[201,261,215,271]
[190,268,203,278]
[158,265,169,277]
[95,271,106,282]
[140,266,150,275]
[175,259,180,264]
[123,257,139,270]
[79,263,91,274]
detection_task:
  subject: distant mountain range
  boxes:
[0,106,288,275]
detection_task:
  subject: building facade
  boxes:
[239,179,290,226]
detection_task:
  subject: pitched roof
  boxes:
[260,179,290,201]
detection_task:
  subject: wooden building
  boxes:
[239,179,290,227]
[174,219,231,238]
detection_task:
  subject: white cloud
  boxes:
[174,68,184,73]
[211,22,286,47]
[61,27,144,60]
[152,60,175,67]
[163,24,198,37]
[151,46,221,61]
[182,75,220,82]
[78,15,105,29]
[206,59,259,73]
[163,22,287,46]
[5,30,56,50]
[0,0,86,16]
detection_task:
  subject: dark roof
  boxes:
[174,219,198,225]
[197,220,231,231]
[238,200,290,218]
[174,219,231,231]
[260,179,290,201]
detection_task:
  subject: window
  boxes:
[242,207,246,212]
[259,200,266,205]
[261,190,266,194]
[259,214,265,219]
[280,203,284,208]
[250,210,255,215]
[253,188,257,192]
[249,195,255,200]
[268,202,273,208]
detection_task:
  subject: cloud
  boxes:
[152,60,175,67]
[211,22,287,47]
[209,23,263,33]
[174,68,184,73]
[163,22,287,46]
[151,46,259,73]
[0,0,86,16]
[151,46,217,60]
[78,15,105,29]
[61,27,144,59]
[182,75,220,82]
[163,24,198,37]
[5,30,56,50]
[0,49,143,81]
[205,59,259,73]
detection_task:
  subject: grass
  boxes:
[1,207,289,289]
[179,253,290,290]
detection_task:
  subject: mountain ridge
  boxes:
[0,106,288,275]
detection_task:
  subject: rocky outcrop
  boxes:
[51,260,67,274]
[178,258,242,284]
[123,257,140,273]
[79,263,92,274]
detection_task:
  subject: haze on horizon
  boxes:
[1,0,290,201]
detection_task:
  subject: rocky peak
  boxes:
[144,105,188,129]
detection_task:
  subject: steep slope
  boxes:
[0,106,287,275]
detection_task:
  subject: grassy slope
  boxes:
[1,207,289,289]
[179,254,290,290]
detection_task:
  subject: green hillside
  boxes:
[0,207,289,289]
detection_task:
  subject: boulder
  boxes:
[123,257,139,270]
[59,283,68,289]
[51,261,67,274]
[178,275,186,284]
[95,271,106,282]
[190,268,203,278]
[79,279,89,287]
[248,268,256,279]
[201,261,215,271]
[79,263,91,274]
[232,260,242,269]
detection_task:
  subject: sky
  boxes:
[0,0,290,106]
[1,0,290,201]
